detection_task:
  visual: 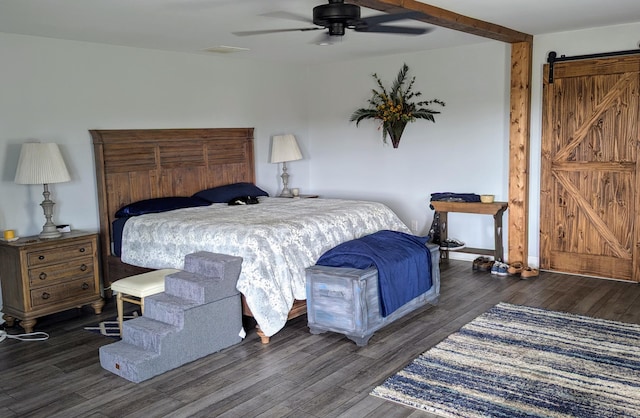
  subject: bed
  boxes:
[90,128,411,342]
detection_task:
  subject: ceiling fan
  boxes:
[232,0,431,43]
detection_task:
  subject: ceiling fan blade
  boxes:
[233,27,322,37]
[355,25,432,35]
[360,11,425,26]
[261,11,314,24]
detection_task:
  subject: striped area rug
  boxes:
[371,303,640,417]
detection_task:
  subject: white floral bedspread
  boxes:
[121,197,410,337]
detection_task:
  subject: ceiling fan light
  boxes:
[317,36,340,46]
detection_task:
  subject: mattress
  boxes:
[119,197,411,337]
[112,217,128,257]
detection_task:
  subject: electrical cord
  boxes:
[0,329,49,343]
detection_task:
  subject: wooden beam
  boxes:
[351,0,532,43]
[508,41,533,265]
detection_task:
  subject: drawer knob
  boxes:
[79,248,86,253]
[39,272,47,280]
[41,292,50,300]
[82,282,89,290]
[38,255,45,260]
[80,264,88,272]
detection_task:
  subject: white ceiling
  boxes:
[1,0,639,63]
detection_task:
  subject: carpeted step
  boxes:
[183,251,242,295]
[99,341,161,383]
[143,292,199,328]
[121,316,179,352]
[184,251,242,276]
[165,270,238,304]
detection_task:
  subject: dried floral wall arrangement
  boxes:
[350,63,445,148]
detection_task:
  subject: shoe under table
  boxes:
[110,269,180,336]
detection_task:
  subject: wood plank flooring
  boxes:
[2,260,639,417]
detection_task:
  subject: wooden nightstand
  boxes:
[0,230,104,333]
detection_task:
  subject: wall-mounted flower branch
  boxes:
[350,63,445,148]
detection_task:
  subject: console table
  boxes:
[430,201,508,262]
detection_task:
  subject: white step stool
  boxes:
[110,269,180,336]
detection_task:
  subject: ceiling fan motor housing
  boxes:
[313,1,361,36]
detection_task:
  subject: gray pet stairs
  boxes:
[99,251,243,383]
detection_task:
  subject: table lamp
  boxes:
[270,134,302,197]
[15,142,71,239]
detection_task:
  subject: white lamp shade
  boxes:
[270,134,303,164]
[15,142,71,185]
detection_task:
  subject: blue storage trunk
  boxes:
[305,243,440,346]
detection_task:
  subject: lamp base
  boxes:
[279,162,293,197]
[39,183,62,239]
[39,226,62,239]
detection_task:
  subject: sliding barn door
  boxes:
[540,55,640,281]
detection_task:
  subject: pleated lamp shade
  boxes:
[15,143,71,185]
[270,134,303,163]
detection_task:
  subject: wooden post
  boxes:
[508,41,533,265]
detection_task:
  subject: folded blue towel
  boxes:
[430,192,481,202]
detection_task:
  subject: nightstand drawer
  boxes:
[30,279,96,308]
[28,257,95,288]
[27,240,94,267]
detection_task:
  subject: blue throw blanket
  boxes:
[315,230,432,317]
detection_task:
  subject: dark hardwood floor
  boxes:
[2,260,640,418]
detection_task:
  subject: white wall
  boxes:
[306,41,512,252]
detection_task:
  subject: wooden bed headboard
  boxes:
[90,128,256,290]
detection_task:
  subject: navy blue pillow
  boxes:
[115,196,210,218]
[193,182,268,203]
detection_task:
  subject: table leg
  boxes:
[438,211,448,260]
[2,314,15,328]
[116,292,124,337]
[20,318,37,333]
[91,299,105,315]
[494,212,504,262]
